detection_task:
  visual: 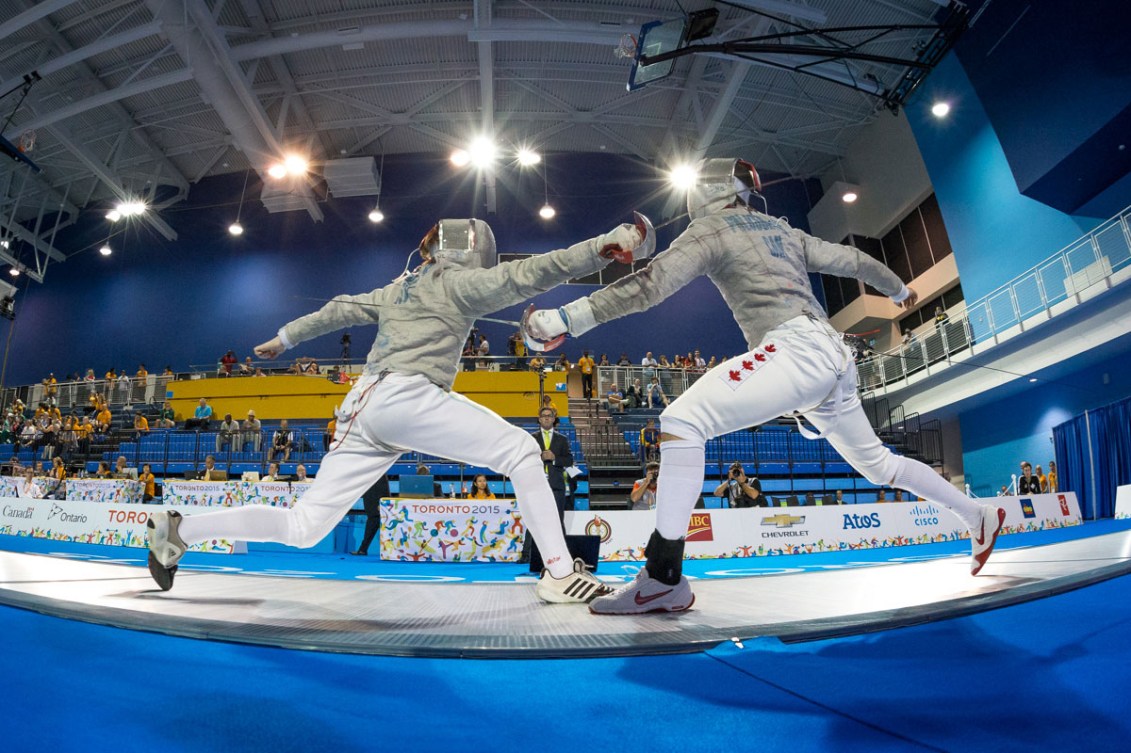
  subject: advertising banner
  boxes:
[379,498,523,562]
[1115,485,1131,519]
[0,497,245,553]
[163,480,311,508]
[565,493,1082,560]
[64,478,145,505]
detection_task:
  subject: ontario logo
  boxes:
[761,514,805,528]
[1019,498,1036,519]
[584,515,612,544]
[686,513,714,542]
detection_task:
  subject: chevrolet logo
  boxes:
[761,514,805,528]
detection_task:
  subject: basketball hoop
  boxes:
[614,33,638,60]
[17,130,36,153]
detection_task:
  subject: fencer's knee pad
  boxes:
[659,410,706,446]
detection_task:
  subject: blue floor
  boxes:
[3,520,1131,751]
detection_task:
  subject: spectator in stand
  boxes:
[553,353,570,372]
[40,420,60,460]
[324,414,336,451]
[577,350,595,399]
[625,378,644,410]
[598,354,610,366]
[215,413,240,453]
[262,462,281,482]
[1047,461,1058,493]
[163,365,175,377]
[614,353,629,367]
[239,357,254,376]
[220,350,238,377]
[1018,461,1041,495]
[512,330,527,370]
[300,357,320,375]
[467,474,495,499]
[693,350,706,369]
[477,334,490,368]
[133,412,149,436]
[184,398,213,431]
[116,370,132,405]
[834,489,845,504]
[1035,464,1048,493]
[94,461,112,479]
[253,367,268,377]
[934,306,949,328]
[140,464,156,502]
[998,485,1009,497]
[20,468,44,499]
[43,373,58,405]
[876,489,887,502]
[295,464,309,482]
[706,356,717,369]
[529,356,546,372]
[75,417,93,454]
[134,364,149,404]
[641,351,658,384]
[19,419,38,449]
[94,401,112,434]
[645,376,669,409]
[658,354,671,369]
[105,367,117,383]
[714,462,763,508]
[605,382,626,413]
[640,418,661,463]
[156,401,176,428]
[893,489,904,502]
[631,461,661,510]
[114,455,137,480]
[268,419,293,462]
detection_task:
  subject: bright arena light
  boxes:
[228,222,244,236]
[283,154,308,175]
[468,137,496,169]
[539,203,556,220]
[931,101,951,118]
[99,244,112,256]
[8,267,19,277]
[368,209,385,223]
[517,148,541,166]
[106,209,122,222]
[450,149,470,167]
[267,163,288,179]
[842,191,858,203]
[117,200,146,217]
[669,164,699,190]
[0,239,8,249]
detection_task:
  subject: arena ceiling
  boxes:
[0,0,961,281]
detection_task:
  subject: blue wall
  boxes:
[958,338,1131,497]
[2,153,819,385]
[906,55,1094,305]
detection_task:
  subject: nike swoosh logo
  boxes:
[974,524,986,546]
[634,588,674,605]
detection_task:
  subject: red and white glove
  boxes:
[597,212,656,265]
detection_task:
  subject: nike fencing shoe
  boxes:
[147,510,186,591]
[536,558,614,604]
[970,505,1006,576]
[588,567,694,615]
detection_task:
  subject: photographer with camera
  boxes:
[630,461,661,510]
[713,462,763,508]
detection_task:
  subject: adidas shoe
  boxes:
[535,557,614,604]
[588,566,694,615]
[970,505,1006,576]
[147,510,186,591]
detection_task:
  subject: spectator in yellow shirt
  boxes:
[140,464,156,501]
[467,474,496,499]
[95,405,112,433]
[324,416,337,451]
[133,413,149,435]
[577,350,595,399]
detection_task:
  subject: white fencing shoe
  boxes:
[147,510,186,591]
[535,558,614,604]
[970,505,1006,576]
[588,566,694,615]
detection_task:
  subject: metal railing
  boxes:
[858,204,1131,394]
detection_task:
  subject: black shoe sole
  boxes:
[147,551,177,591]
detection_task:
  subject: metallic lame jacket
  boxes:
[279,236,612,390]
[584,207,906,348]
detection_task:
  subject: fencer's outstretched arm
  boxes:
[445,224,642,317]
[255,291,384,358]
[796,228,913,305]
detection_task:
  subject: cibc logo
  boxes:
[686,513,714,542]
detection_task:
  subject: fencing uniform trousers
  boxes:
[176,373,576,577]
[654,315,982,540]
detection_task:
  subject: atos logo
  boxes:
[842,512,882,530]
[686,513,714,542]
[1019,498,1036,519]
[584,516,612,544]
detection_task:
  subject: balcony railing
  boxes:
[857,204,1131,394]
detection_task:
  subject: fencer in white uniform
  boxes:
[527,158,1006,614]
[147,218,650,603]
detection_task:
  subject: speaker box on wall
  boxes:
[529,534,601,573]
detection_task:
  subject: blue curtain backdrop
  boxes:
[1052,395,1131,519]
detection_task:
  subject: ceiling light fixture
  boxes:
[450,148,470,167]
[468,137,496,169]
[8,267,18,277]
[267,163,287,179]
[539,160,555,220]
[517,148,541,166]
[669,163,698,190]
[931,101,951,118]
[368,148,386,223]
[842,191,858,203]
[283,154,308,175]
[229,169,250,237]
